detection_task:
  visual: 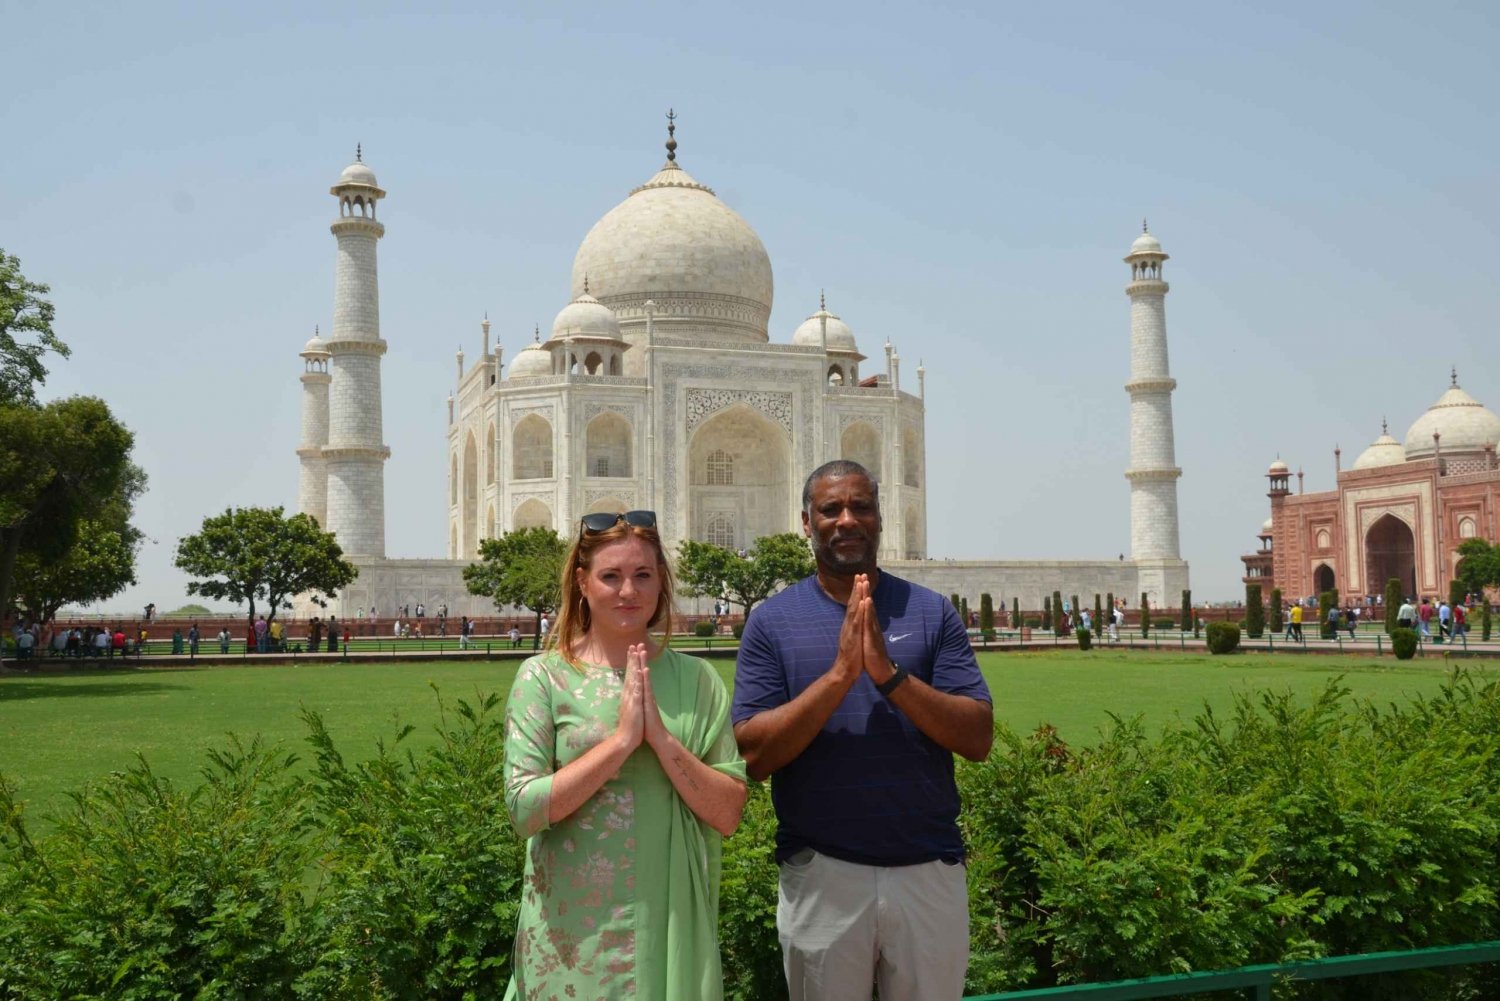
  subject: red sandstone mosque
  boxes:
[1243,370,1500,603]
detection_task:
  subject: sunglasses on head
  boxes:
[580,510,657,534]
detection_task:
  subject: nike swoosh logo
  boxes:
[887,633,912,643]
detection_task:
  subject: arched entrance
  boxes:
[1365,514,1416,600]
[1313,564,1335,595]
[463,432,478,558]
[688,406,790,550]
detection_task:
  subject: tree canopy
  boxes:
[175,507,357,631]
[0,396,138,633]
[0,249,69,406]
[675,531,815,617]
[1456,538,1500,595]
[463,527,567,650]
[12,520,138,626]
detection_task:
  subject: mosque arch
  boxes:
[513,498,552,531]
[827,365,844,386]
[840,421,883,482]
[463,432,479,558]
[1366,514,1416,600]
[450,453,458,504]
[513,415,554,480]
[688,405,790,550]
[485,421,496,484]
[585,413,632,478]
[486,503,495,541]
[609,354,622,375]
[450,524,458,559]
[584,351,603,375]
[586,496,628,515]
[904,505,922,559]
[902,428,920,487]
[1459,516,1477,539]
[705,514,736,548]
[1316,528,1331,550]
[1313,563,1335,594]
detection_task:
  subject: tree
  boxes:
[463,526,568,650]
[1011,596,1019,630]
[676,532,814,620]
[1093,593,1103,638]
[1181,589,1192,634]
[1042,596,1052,631]
[0,249,69,406]
[1318,589,1338,640]
[0,396,136,640]
[979,593,993,635]
[1455,538,1500,596]
[1270,588,1284,634]
[1053,589,1064,637]
[11,519,137,626]
[176,507,357,642]
[1384,578,1403,634]
[1246,583,1264,639]
[1140,593,1150,638]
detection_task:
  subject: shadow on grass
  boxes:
[0,680,190,702]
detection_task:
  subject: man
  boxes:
[1110,603,1123,642]
[458,615,471,650]
[733,460,993,1000]
[254,614,269,653]
[1438,599,1453,639]
[309,615,323,654]
[1290,602,1304,641]
[1397,597,1416,630]
[1418,598,1434,638]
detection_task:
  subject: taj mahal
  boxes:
[293,120,1189,617]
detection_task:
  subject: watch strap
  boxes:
[876,664,908,697]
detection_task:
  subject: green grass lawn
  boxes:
[1,648,1486,827]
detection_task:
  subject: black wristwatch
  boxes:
[876,664,908,697]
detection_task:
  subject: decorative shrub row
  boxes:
[7,678,1500,999]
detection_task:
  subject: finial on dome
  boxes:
[820,289,825,311]
[533,324,541,343]
[1142,217,1148,233]
[665,108,677,162]
[1382,416,1388,435]
[314,324,319,337]
[583,274,590,295]
[356,143,362,163]
[1452,366,1459,388]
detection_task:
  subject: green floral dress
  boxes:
[503,648,747,1000]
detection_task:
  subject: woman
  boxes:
[503,510,747,1000]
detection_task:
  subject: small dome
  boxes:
[507,340,552,379]
[551,292,621,341]
[1403,376,1500,459]
[1130,231,1162,255]
[338,161,378,187]
[301,332,328,357]
[1268,459,1289,474]
[791,305,859,354]
[1260,518,1274,534]
[1352,429,1406,470]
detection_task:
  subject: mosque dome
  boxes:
[1260,518,1274,534]
[338,161,379,188]
[1268,459,1289,474]
[1403,374,1500,459]
[791,302,860,354]
[1130,231,1163,255]
[1352,423,1406,470]
[551,291,621,341]
[301,330,328,357]
[507,338,552,379]
[570,138,773,344]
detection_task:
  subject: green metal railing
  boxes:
[965,940,1500,1000]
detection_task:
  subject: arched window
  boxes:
[707,449,734,485]
[840,421,882,482]
[450,453,459,504]
[513,415,554,480]
[485,422,496,485]
[584,351,603,375]
[902,428,920,487]
[1459,517,1477,539]
[585,413,632,478]
[827,365,844,386]
[706,514,736,548]
[1316,529,1331,550]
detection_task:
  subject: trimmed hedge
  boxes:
[1075,627,1092,651]
[9,678,1500,999]
[1205,621,1241,654]
[1392,626,1419,660]
[694,620,716,637]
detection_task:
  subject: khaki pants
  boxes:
[778,849,969,1001]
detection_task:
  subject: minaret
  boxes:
[1124,222,1182,562]
[297,326,331,526]
[322,147,390,557]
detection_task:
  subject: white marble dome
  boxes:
[1260,518,1274,534]
[1352,427,1406,470]
[1130,231,1163,255]
[301,330,328,357]
[571,158,773,342]
[1403,378,1500,459]
[1268,459,1289,474]
[551,292,621,341]
[508,339,552,379]
[791,305,859,354]
[338,162,379,187]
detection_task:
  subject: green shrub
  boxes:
[1154,618,1175,629]
[1385,578,1403,634]
[1319,589,1337,639]
[1140,593,1150,637]
[1484,602,1492,642]
[1450,578,1466,610]
[1023,618,1040,629]
[1053,590,1065,637]
[1246,583,1264,638]
[1012,597,1020,629]
[732,621,745,639]
[1392,627,1419,660]
[1205,621,1241,654]
[1093,594,1104,639]
[693,620,715,637]
[1042,597,1052,632]
[1182,589,1192,633]
[1075,628,1092,651]
[980,593,994,633]
[1269,588,1283,633]
[718,784,784,1000]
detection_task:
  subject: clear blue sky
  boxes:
[5,0,1498,610]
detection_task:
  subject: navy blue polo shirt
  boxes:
[732,572,991,866]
